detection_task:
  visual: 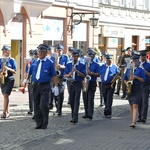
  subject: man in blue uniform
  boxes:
[55,43,69,116]
[29,44,58,129]
[64,49,86,123]
[82,49,101,120]
[137,50,150,123]
[100,54,120,118]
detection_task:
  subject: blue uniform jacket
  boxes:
[124,67,146,84]
[0,57,16,79]
[59,54,69,78]
[139,60,150,82]
[29,57,56,83]
[64,60,86,81]
[99,63,120,84]
[88,61,100,82]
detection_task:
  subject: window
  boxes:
[120,0,125,5]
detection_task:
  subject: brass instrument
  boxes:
[52,53,61,77]
[72,61,77,81]
[82,56,91,92]
[0,57,8,84]
[111,73,119,88]
[126,63,135,94]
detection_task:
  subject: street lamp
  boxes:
[68,11,99,38]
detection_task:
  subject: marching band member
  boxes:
[137,50,150,123]
[25,49,34,115]
[82,49,101,120]
[114,49,126,96]
[124,54,146,128]
[29,44,58,129]
[99,54,120,118]
[97,51,108,106]
[47,46,55,110]
[55,44,69,116]
[0,45,17,119]
[66,46,74,105]
[64,49,86,123]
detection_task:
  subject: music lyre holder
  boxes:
[0,57,9,63]
[24,58,31,63]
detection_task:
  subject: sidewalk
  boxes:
[0,88,149,150]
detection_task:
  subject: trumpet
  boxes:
[0,57,9,84]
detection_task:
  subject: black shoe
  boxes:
[114,92,119,95]
[32,116,35,120]
[121,95,126,99]
[49,105,53,110]
[100,104,103,107]
[82,115,89,119]
[141,119,146,123]
[41,125,47,129]
[88,116,93,120]
[58,113,62,116]
[70,120,77,123]
[35,126,42,129]
[137,119,142,122]
[27,111,32,115]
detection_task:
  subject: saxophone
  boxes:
[127,67,134,94]
[1,57,8,84]
[52,53,61,77]
[82,56,91,92]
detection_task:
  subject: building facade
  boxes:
[0,0,150,87]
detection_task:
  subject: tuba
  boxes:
[126,63,135,94]
[0,57,9,84]
[82,56,91,92]
[52,53,61,77]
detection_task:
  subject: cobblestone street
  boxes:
[0,88,149,150]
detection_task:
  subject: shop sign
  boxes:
[73,23,87,41]
[102,26,125,38]
[43,19,63,40]
[107,38,118,48]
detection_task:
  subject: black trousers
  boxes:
[70,81,82,122]
[83,82,97,117]
[138,82,150,120]
[32,82,50,127]
[55,81,66,114]
[102,83,115,116]
[28,83,34,112]
[98,82,104,105]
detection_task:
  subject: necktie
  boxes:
[36,60,42,80]
[104,66,109,81]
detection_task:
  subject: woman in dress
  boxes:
[0,45,17,119]
[124,54,146,128]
